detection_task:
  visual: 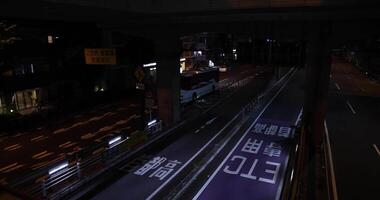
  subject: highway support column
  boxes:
[302,21,332,200]
[155,36,181,126]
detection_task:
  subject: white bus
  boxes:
[180,68,219,104]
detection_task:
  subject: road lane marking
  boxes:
[59,141,71,147]
[32,151,55,159]
[53,128,67,134]
[12,133,25,137]
[324,121,339,200]
[335,83,341,90]
[33,151,48,158]
[2,164,24,173]
[81,133,96,140]
[59,141,77,149]
[115,119,129,126]
[373,144,380,157]
[53,111,118,134]
[4,144,22,151]
[95,134,112,142]
[70,121,87,129]
[206,117,217,125]
[173,126,242,199]
[274,108,303,200]
[0,163,18,172]
[98,126,113,132]
[346,101,356,114]
[146,110,243,200]
[31,135,48,142]
[35,152,54,159]
[92,147,106,155]
[31,135,44,141]
[193,67,296,200]
[31,155,65,170]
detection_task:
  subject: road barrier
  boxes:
[7,68,267,200]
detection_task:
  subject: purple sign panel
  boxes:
[195,119,293,200]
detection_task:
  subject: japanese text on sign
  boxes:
[84,48,117,65]
[134,156,182,181]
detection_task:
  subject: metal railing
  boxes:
[21,128,148,199]
[8,70,259,200]
[281,120,338,200]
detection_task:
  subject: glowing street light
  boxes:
[143,62,157,67]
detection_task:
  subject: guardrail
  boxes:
[164,93,262,200]
[8,70,259,200]
[281,120,338,200]
[322,121,338,200]
[18,125,155,199]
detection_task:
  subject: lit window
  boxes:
[48,35,53,44]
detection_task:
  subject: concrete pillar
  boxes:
[304,22,331,152]
[303,21,332,200]
[155,37,181,126]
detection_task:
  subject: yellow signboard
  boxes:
[84,48,117,65]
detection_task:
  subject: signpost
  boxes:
[84,48,117,65]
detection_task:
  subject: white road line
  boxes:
[59,141,77,148]
[193,68,296,200]
[373,144,380,157]
[324,121,339,200]
[205,117,217,125]
[0,163,18,172]
[346,101,356,114]
[32,151,54,159]
[194,129,200,134]
[173,126,241,199]
[31,135,43,141]
[274,108,303,200]
[31,135,48,142]
[59,141,71,148]
[53,128,67,134]
[4,144,22,151]
[2,164,24,173]
[146,108,244,200]
[335,83,341,90]
[81,133,96,140]
[31,156,65,170]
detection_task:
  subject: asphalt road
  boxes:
[326,58,380,200]
[0,99,141,185]
[0,64,260,192]
[89,66,273,200]
[190,68,304,200]
[89,67,301,200]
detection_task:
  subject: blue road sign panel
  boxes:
[196,119,294,200]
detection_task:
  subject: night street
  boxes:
[1,1,380,200]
